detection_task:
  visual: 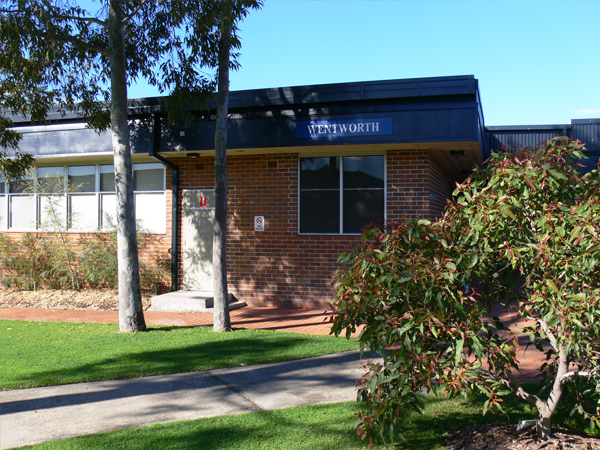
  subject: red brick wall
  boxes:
[172,149,451,308]
[428,155,454,219]
[387,150,431,221]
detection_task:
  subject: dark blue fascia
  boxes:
[158,76,483,153]
[9,120,152,158]
[7,75,484,157]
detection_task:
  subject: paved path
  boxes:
[0,350,372,449]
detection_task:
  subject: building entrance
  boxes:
[182,189,215,291]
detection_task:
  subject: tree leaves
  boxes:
[332,137,600,444]
[0,0,263,167]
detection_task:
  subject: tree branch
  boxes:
[536,317,558,352]
[53,14,106,28]
[473,367,540,406]
[558,368,598,383]
[122,0,151,24]
[29,29,110,58]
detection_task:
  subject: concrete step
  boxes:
[151,290,246,313]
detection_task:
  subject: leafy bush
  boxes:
[0,232,66,290]
[332,137,600,445]
[78,227,170,293]
[0,173,169,299]
[0,228,170,293]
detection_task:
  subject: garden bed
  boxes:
[446,422,600,450]
[0,288,153,311]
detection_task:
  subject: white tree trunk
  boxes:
[213,14,232,332]
[535,344,568,440]
[108,1,146,332]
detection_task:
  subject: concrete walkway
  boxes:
[0,350,372,449]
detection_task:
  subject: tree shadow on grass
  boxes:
[26,403,367,450]
[5,326,358,388]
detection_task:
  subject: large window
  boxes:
[0,163,166,233]
[299,155,385,234]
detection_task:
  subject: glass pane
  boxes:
[0,196,6,229]
[343,189,384,233]
[69,194,98,230]
[300,190,340,233]
[38,167,64,178]
[39,195,67,230]
[9,177,32,194]
[134,163,164,191]
[100,193,117,229]
[38,167,65,194]
[68,166,95,192]
[343,156,384,189]
[9,195,36,229]
[100,165,115,192]
[135,192,166,233]
[0,180,5,193]
[300,157,339,190]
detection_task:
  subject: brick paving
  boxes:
[0,306,343,336]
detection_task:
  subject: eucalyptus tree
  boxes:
[0,0,260,331]
[211,0,262,332]
[333,137,600,444]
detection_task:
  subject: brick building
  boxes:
[2,75,599,308]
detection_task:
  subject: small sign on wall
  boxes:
[200,196,207,208]
[254,216,265,231]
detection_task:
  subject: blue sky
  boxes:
[129,1,600,127]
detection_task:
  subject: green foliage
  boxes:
[0,1,262,132]
[78,227,170,293]
[0,232,59,290]
[0,228,170,292]
[332,137,600,445]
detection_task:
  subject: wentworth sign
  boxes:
[297,118,392,138]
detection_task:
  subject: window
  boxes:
[133,163,166,232]
[68,166,95,192]
[99,164,116,228]
[7,173,35,229]
[299,155,385,234]
[0,178,5,229]
[38,167,66,229]
[134,163,164,191]
[68,166,97,230]
[100,165,115,192]
[1,163,167,233]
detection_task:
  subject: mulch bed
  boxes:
[446,422,600,450]
[0,288,153,311]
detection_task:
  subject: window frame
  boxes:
[1,163,167,233]
[298,154,386,235]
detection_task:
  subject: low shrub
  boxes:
[0,228,170,293]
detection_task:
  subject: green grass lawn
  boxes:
[0,319,359,390]
[10,393,557,450]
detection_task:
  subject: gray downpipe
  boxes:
[150,114,180,292]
